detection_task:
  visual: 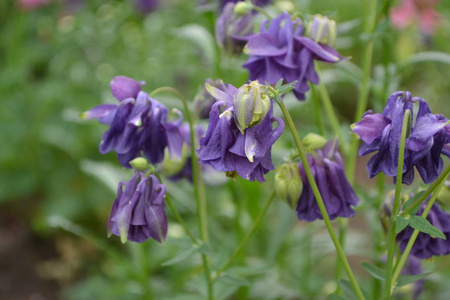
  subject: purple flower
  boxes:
[197,82,284,182]
[216,3,255,56]
[397,201,450,259]
[132,0,158,14]
[401,256,424,300]
[219,0,271,11]
[296,139,359,221]
[195,79,228,119]
[243,13,344,100]
[108,172,168,243]
[352,91,450,184]
[82,76,183,168]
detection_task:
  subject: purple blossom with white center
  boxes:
[397,201,450,259]
[216,3,255,56]
[242,13,344,100]
[352,91,450,184]
[108,172,167,243]
[296,139,359,222]
[197,82,284,182]
[82,76,183,168]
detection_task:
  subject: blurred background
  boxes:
[1,0,450,299]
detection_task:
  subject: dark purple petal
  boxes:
[110,76,143,102]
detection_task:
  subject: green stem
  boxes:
[277,100,365,300]
[383,109,411,300]
[316,66,347,153]
[166,194,199,246]
[335,218,348,294]
[251,5,272,20]
[131,243,153,300]
[400,166,450,217]
[150,87,213,300]
[390,179,447,292]
[214,191,276,279]
[346,0,377,184]
[310,83,325,136]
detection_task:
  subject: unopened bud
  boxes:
[437,181,450,206]
[307,15,336,46]
[275,163,303,210]
[234,81,271,134]
[129,157,150,171]
[234,2,252,15]
[302,133,328,150]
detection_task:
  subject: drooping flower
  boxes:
[82,76,183,168]
[296,138,359,221]
[197,81,284,182]
[397,201,450,259]
[243,13,344,100]
[216,2,255,56]
[108,172,168,243]
[391,0,442,35]
[352,91,450,184]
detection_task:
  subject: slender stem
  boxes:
[166,195,199,245]
[390,180,447,291]
[310,83,325,136]
[383,109,411,300]
[150,87,213,300]
[316,66,347,153]
[214,191,276,279]
[277,100,365,300]
[334,218,348,294]
[346,0,377,184]
[251,5,272,20]
[400,165,450,216]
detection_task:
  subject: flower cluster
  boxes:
[108,171,168,243]
[243,13,344,100]
[296,139,359,221]
[352,91,450,184]
[82,76,183,168]
[197,81,284,182]
[397,201,450,259]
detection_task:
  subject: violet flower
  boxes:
[397,201,450,259]
[108,172,167,243]
[197,81,284,182]
[194,79,228,119]
[296,139,359,221]
[216,2,255,56]
[352,91,450,184]
[243,13,344,100]
[82,76,183,168]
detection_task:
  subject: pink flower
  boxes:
[391,0,441,35]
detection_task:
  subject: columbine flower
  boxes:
[108,172,168,243]
[243,13,344,100]
[352,91,450,184]
[216,2,255,56]
[397,201,450,259]
[82,76,183,168]
[194,79,227,120]
[197,81,284,182]
[391,0,441,35]
[296,139,359,221]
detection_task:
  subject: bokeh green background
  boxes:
[1,0,450,299]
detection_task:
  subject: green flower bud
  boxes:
[307,15,336,46]
[233,81,271,134]
[129,157,150,171]
[302,133,328,150]
[275,163,303,210]
[437,181,450,206]
[234,2,253,15]
[160,146,189,176]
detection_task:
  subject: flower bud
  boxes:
[110,76,144,101]
[275,163,303,210]
[302,133,328,150]
[233,81,271,134]
[129,157,150,171]
[307,15,336,46]
[234,2,253,15]
[437,181,450,206]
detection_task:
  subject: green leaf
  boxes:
[401,52,450,68]
[162,246,199,266]
[329,294,350,300]
[173,24,215,67]
[338,280,371,300]
[198,242,214,256]
[397,272,432,286]
[361,262,386,281]
[396,216,410,234]
[409,215,446,239]
[402,191,425,215]
[217,274,249,287]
